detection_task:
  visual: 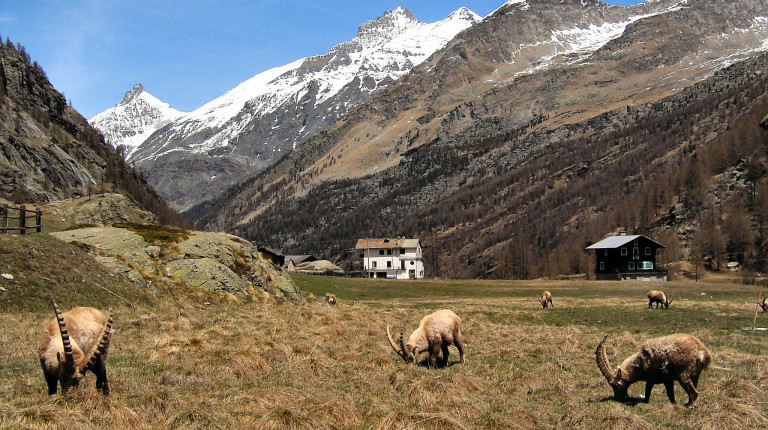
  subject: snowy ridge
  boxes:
[89,84,184,159]
[135,7,481,161]
[501,0,690,79]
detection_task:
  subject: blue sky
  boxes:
[1,0,642,119]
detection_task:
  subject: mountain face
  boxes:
[92,7,481,211]
[89,83,184,160]
[0,41,182,225]
[194,0,768,278]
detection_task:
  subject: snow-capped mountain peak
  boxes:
[90,84,184,159]
[91,7,482,210]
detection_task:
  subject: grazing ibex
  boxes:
[538,290,553,308]
[647,290,672,309]
[38,299,113,395]
[758,294,768,313]
[595,334,711,406]
[386,309,465,368]
[325,293,337,305]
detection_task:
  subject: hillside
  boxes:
[194,0,768,278]
[0,40,183,226]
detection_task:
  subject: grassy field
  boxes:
[2,237,767,429]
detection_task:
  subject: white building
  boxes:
[355,238,425,279]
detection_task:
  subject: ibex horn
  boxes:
[386,324,407,362]
[595,334,616,384]
[81,314,113,375]
[52,299,76,372]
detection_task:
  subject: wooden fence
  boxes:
[1,204,43,234]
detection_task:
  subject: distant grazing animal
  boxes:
[595,334,711,406]
[759,294,768,313]
[38,299,113,395]
[387,309,465,368]
[647,290,672,309]
[538,290,553,308]
[325,293,337,305]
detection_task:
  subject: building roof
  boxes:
[354,238,420,249]
[585,234,665,250]
[257,246,284,257]
[285,255,318,265]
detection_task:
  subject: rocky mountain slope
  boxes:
[92,7,481,211]
[0,40,183,225]
[194,0,768,278]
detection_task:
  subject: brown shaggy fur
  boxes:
[38,301,112,395]
[325,293,337,305]
[596,334,711,406]
[647,290,672,309]
[538,291,553,308]
[387,309,465,368]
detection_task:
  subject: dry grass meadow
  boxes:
[2,235,767,429]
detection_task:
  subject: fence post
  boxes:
[19,204,26,235]
[1,204,6,234]
[36,209,42,233]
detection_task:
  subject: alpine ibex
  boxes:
[538,291,553,308]
[38,299,113,395]
[758,294,768,313]
[387,309,465,368]
[595,334,711,406]
[647,290,672,309]
[325,293,337,305]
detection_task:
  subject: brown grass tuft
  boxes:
[250,405,326,430]
[230,351,272,379]
[377,410,468,430]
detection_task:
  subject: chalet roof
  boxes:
[285,255,318,265]
[585,234,665,250]
[257,246,283,257]
[354,238,420,249]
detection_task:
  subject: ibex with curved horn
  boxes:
[595,334,711,406]
[647,290,672,309]
[538,291,553,308]
[758,294,768,313]
[325,293,337,305]
[38,299,113,395]
[386,309,465,368]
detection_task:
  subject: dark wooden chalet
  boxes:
[586,233,667,281]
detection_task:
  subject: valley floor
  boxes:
[2,273,767,429]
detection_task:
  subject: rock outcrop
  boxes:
[51,226,301,299]
[43,193,157,226]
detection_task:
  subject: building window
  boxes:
[639,261,653,270]
[628,262,635,270]
[621,247,627,256]
[645,247,651,256]
[410,261,414,265]
[633,240,638,246]
[387,249,392,255]
[372,261,377,268]
[603,250,608,256]
[633,247,639,260]
[400,248,406,254]
[599,262,605,270]
[379,250,385,256]
[359,253,364,258]
[386,261,392,268]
